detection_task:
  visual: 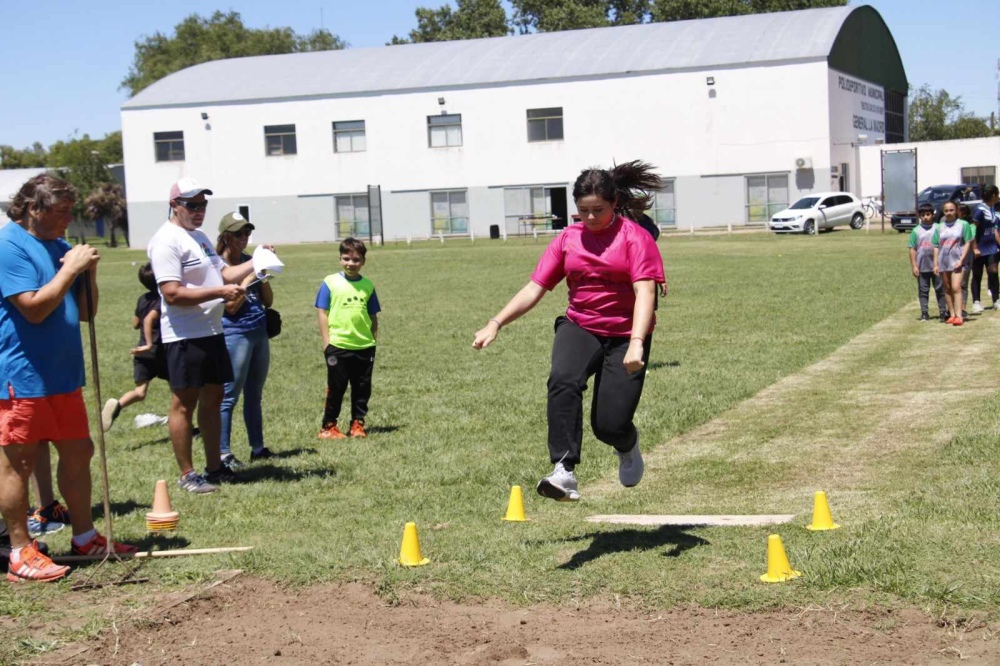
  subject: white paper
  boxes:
[252,245,284,276]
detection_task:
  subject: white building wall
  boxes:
[859,137,1000,201]
[122,60,834,247]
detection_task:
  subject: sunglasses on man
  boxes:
[174,199,208,212]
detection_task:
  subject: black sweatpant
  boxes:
[917,271,947,316]
[323,345,375,425]
[970,254,999,304]
[546,317,651,469]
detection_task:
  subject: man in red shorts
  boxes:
[0,174,136,583]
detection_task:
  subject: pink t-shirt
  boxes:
[531,216,665,337]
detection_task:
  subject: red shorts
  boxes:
[0,387,91,445]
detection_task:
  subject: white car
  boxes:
[769,192,865,234]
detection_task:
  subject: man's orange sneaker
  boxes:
[349,420,367,438]
[70,533,139,557]
[7,541,69,583]
[318,424,347,439]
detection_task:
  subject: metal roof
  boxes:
[124,6,861,110]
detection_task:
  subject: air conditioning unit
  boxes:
[794,157,813,170]
[830,165,840,175]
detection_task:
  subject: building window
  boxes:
[264,124,297,156]
[527,107,564,142]
[503,186,569,234]
[746,174,789,223]
[430,190,468,234]
[652,180,676,226]
[428,114,462,148]
[335,195,370,238]
[333,120,366,153]
[960,166,996,188]
[237,205,251,223]
[154,131,185,162]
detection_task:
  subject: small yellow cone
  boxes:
[399,522,430,567]
[805,491,841,531]
[759,534,801,583]
[502,486,529,522]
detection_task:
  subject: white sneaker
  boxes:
[993,301,1000,311]
[972,301,984,313]
[101,399,120,432]
[537,462,580,501]
[616,436,644,487]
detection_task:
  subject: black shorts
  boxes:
[133,345,169,384]
[164,335,234,390]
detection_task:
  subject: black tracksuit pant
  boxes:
[546,317,651,469]
[323,345,375,425]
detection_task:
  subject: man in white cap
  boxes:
[147,178,257,494]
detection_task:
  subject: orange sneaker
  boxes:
[349,420,367,438]
[70,533,139,557]
[7,541,69,583]
[318,423,347,440]
[952,317,964,326]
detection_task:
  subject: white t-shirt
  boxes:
[147,221,225,343]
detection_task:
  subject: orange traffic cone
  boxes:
[146,479,179,532]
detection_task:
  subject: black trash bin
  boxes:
[489,224,500,239]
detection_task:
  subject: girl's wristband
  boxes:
[630,336,644,342]
[490,318,503,329]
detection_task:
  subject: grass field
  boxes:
[4,229,1000,660]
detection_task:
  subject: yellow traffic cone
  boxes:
[805,491,841,531]
[399,522,430,567]
[759,534,801,583]
[502,486,529,522]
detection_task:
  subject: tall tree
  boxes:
[0,143,48,169]
[510,0,616,33]
[84,182,128,247]
[391,0,509,44]
[121,11,346,97]
[907,85,998,142]
[651,0,845,21]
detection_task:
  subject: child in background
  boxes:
[101,263,169,431]
[959,203,975,314]
[933,201,974,326]
[315,238,381,439]
[909,204,947,322]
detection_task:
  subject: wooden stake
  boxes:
[54,546,253,563]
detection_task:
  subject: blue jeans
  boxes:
[220,324,270,456]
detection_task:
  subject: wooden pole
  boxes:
[54,546,254,563]
[83,272,114,555]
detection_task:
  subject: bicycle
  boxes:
[862,197,884,220]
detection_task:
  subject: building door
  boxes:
[549,188,568,229]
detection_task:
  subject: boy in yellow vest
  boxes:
[315,238,380,439]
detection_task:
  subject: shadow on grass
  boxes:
[268,447,317,459]
[366,425,402,434]
[647,360,680,371]
[90,499,148,516]
[233,465,337,484]
[554,526,709,570]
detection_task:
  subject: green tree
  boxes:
[0,143,48,169]
[84,182,128,247]
[46,134,113,221]
[391,0,509,44]
[907,85,997,142]
[121,11,346,97]
[510,0,617,32]
[651,0,845,21]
